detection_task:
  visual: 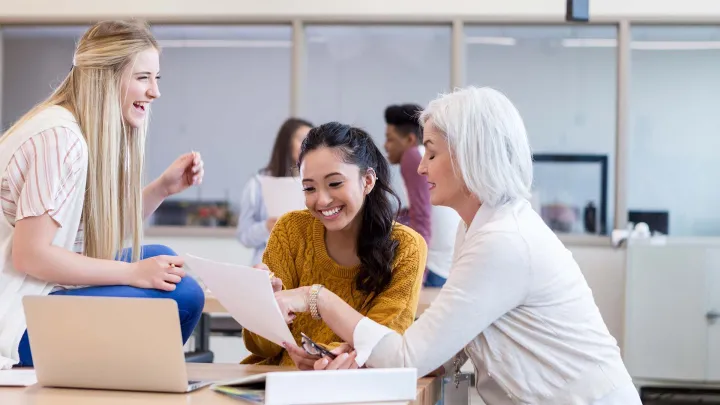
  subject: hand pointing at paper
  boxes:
[253,263,283,292]
[274,287,309,324]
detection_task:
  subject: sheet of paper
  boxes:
[0,369,37,386]
[257,175,306,218]
[183,254,296,348]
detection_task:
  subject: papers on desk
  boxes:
[211,368,418,405]
[183,254,296,348]
[257,175,306,218]
[0,369,37,386]
[213,384,265,403]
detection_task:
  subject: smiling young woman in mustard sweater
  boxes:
[241,122,427,369]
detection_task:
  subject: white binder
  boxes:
[212,368,418,405]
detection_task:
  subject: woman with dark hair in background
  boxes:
[241,122,427,369]
[236,118,313,265]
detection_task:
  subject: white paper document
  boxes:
[0,369,37,386]
[183,254,296,348]
[257,175,306,218]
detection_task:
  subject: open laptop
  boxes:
[22,295,212,393]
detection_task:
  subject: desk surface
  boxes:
[203,288,442,316]
[0,364,441,405]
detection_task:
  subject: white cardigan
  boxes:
[354,199,639,404]
[0,106,87,369]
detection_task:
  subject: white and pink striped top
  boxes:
[0,127,86,253]
[0,105,88,370]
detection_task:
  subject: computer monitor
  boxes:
[566,0,589,22]
[628,210,669,235]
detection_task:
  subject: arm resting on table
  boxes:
[318,232,530,376]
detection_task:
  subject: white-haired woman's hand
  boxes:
[313,344,359,370]
[274,287,310,323]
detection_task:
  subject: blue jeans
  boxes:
[16,244,205,367]
[424,270,447,288]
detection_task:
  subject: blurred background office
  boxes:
[1,0,720,403]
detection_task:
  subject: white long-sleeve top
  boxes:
[353,199,638,404]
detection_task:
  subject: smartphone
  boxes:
[300,332,337,359]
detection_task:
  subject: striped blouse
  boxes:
[0,126,86,253]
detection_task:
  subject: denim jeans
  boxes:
[16,244,205,367]
[423,269,447,288]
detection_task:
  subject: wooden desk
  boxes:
[0,364,441,405]
[203,287,442,316]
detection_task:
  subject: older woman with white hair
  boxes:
[273,86,641,404]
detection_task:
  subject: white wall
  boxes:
[146,28,292,203]
[465,25,617,234]
[0,0,565,21]
[304,25,452,208]
[1,36,76,130]
[463,25,720,236]
[1,25,450,208]
[1,26,293,205]
[629,26,720,236]
[2,0,720,21]
[7,25,719,235]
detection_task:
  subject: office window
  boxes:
[465,25,617,235]
[1,26,84,130]
[2,25,293,209]
[148,25,292,205]
[304,25,452,208]
[629,26,720,236]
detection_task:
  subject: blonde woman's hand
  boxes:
[129,255,186,291]
[159,151,204,196]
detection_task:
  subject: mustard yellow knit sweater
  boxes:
[241,209,427,367]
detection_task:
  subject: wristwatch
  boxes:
[308,284,324,320]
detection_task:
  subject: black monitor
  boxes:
[628,210,669,235]
[566,0,589,22]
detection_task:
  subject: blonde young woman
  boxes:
[0,20,206,369]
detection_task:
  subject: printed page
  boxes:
[183,254,296,348]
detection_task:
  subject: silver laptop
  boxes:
[22,295,212,393]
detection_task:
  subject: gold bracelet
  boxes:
[308,284,324,320]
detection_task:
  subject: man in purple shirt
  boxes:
[384,104,445,287]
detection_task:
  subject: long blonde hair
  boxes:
[1,20,159,262]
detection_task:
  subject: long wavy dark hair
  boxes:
[265,118,314,177]
[298,122,400,298]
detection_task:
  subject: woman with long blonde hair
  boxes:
[0,20,206,369]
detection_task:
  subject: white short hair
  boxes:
[419,86,533,207]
